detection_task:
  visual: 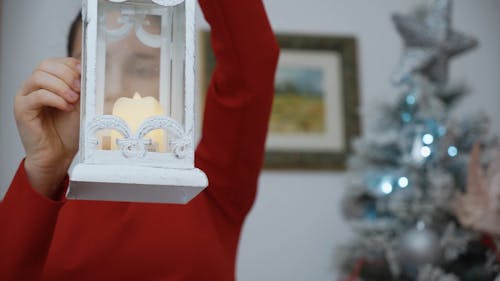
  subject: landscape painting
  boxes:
[200,32,361,169]
[271,66,325,134]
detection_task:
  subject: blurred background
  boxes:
[1,1,499,280]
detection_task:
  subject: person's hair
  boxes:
[67,10,82,56]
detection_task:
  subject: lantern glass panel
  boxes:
[94,0,186,154]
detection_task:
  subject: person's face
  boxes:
[71,13,161,114]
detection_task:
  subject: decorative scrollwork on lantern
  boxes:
[99,14,133,42]
[108,0,185,7]
[136,20,162,48]
[87,115,191,159]
[137,116,191,159]
[99,14,162,48]
[88,115,132,145]
[152,0,185,6]
[116,137,152,158]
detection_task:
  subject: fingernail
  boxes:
[67,104,75,111]
[69,90,80,100]
[73,79,81,90]
[76,63,82,74]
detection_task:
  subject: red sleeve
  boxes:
[0,160,68,280]
[196,0,280,222]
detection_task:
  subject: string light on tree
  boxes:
[420,146,432,158]
[422,134,434,145]
[381,178,394,195]
[398,177,409,188]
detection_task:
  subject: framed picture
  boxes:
[199,32,360,170]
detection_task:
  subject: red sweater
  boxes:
[0,0,280,280]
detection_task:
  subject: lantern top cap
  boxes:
[108,0,185,7]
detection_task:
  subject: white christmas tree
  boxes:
[337,1,499,280]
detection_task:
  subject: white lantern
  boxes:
[69,0,207,204]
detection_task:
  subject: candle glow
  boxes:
[110,92,166,152]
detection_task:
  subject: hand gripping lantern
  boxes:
[69,0,208,203]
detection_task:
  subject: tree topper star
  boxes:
[392,0,478,85]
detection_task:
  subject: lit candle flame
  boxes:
[110,92,166,152]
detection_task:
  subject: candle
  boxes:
[110,92,166,152]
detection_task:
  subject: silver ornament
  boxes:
[397,227,443,276]
[392,0,478,85]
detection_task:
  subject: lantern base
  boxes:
[68,164,208,204]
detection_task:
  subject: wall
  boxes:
[0,0,2,108]
[0,0,81,193]
[1,1,500,281]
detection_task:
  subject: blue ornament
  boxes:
[447,146,458,157]
[401,112,413,123]
[364,202,378,221]
[405,94,417,105]
[398,80,421,124]
[437,126,447,137]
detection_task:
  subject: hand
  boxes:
[14,58,81,199]
[452,143,500,236]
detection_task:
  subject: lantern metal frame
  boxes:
[68,0,207,204]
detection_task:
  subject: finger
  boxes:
[24,89,75,112]
[42,57,82,73]
[51,57,81,75]
[36,59,81,92]
[21,70,79,103]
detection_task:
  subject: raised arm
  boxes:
[196,0,280,222]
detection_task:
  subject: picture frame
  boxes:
[198,32,360,170]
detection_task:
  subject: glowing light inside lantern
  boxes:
[111,92,166,152]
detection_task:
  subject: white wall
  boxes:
[0,0,3,97]
[1,1,500,281]
[0,0,81,194]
